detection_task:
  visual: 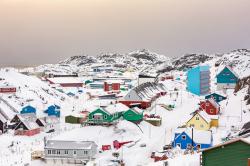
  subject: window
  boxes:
[104,115,107,119]
[200,124,204,128]
[57,150,60,155]
[182,135,186,140]
[73,151,77,155]
[219,97,222,100]
[196,116,199,120]
[210,109,214,113]
[48,150,51,154]
[92,115,94,119]
[196,144,201,149]
[84,151,88,155]
[65,150,68,154]
[52,150,56,154]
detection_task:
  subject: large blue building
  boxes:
[186,65,210,96]
[216,66,239,90]
[172,128,213,150]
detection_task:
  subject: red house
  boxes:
[199,98,220,115]
[14,120,40,136]
[0,86,16,93]
[104,81,121,92]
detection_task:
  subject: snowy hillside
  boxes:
[160,49,250,78]
[0,68,69,118]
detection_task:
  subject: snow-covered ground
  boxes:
[0,65,249,166]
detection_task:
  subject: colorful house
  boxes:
[20,105,36,114]
[87,104,124,124]
[186,65,210,96]
[14,120,40,136]
[119,82,166,109]
[201,138,250,166]
[123,107,144,123]
[216,66,239,90]
[199,98,220,115]
[45,105,61,117]
[186,111,218,130]
[172,128,213,150]
[205,93,227,103]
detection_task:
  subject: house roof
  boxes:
[45,140,97,150]
[104,103,129,114]
[132,107,144,114]
[208,98,220,109]
[217,66,239,78]
[15,120,40,130]
[46,77,84,84]
[175,128,212,144]
[0,113,7,123]
[197,111,211,123]
[202,137,250,152]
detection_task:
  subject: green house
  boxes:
[123,107,144,123]
[87,105,124,124]
[201,138,250,166]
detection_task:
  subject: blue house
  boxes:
[216,66,239,90]
[205,93,227,103]
[20,105,36,114]
[45,105,61,117]
[172,128,213,150]
[186,65,211,96]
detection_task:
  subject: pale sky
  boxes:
[0,0,250,66]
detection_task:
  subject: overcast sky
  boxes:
[0,0,250,66]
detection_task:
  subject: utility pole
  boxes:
[240,99,243,122]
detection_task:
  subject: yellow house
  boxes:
[186,111,211,131]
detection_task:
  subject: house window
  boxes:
[200,124,204,128]
[92,115,95,119]
[196,116,199,120]
[65,150,68,154]
[52,150,56,154]
[48,150,51,154]
[57,150,60,155]
[219,97,222,100]
[196,144,201,149]
[104,115,107,119]
[210,109,214,113]
[73,151,77,155]
[182,135,186,140]
[84,151,88,155]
